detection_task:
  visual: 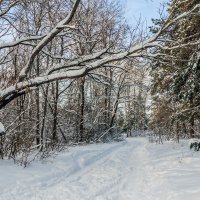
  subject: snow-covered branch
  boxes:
[0,67,86,109]
[0,1,199,110]
[18,0,81,81]
[0,35,46,50]
[46,48,108,75]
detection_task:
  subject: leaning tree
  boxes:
[0,0,199,128]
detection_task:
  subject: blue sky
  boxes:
[120,0,167,26]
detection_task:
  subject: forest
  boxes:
[0,0,200,199]
[0,0,199,162]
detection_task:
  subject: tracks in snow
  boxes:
[0,138,160,200]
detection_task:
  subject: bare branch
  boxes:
[18,0,81,81]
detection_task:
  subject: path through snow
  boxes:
[0,138,200,200]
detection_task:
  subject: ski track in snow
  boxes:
[1,137,200,200]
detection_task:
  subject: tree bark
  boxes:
[79,77,85,142]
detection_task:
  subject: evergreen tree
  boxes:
[150,0,200,138]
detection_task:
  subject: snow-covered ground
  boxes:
[0,137,200,200]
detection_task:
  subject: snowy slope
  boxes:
[0,138,200,200]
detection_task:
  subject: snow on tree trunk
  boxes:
[0,122,5,135]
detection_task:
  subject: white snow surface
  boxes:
[1,137,200,200]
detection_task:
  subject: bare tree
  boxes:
[0,0,199,163]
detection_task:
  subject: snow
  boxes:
[0,137,200,200]
[0,122,5,134]
[0,35,45,50]
[46,48,107,75]
[0,68,86,102]
[18,0,80,80]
